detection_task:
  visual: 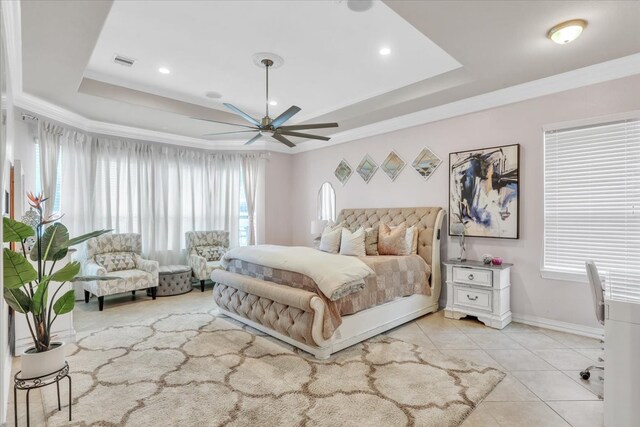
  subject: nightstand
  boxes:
[443,260,512,329]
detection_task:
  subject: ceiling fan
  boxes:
[192,58,338,148]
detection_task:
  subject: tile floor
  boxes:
[9,286,604,426]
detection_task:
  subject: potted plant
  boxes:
[3,193,110,378]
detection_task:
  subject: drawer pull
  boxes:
[467,294,479,301]
[468,274,474,280]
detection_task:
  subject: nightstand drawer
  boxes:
[454,285,492,311]
[452,267,492,287]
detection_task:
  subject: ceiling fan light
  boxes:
[379,47,391,56]
[158,67,171,74]
[547,19,587,44]
[269,100,278,106]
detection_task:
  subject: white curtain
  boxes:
[37,121,63,218]
[242,155,261,245]
[59,136,246,264]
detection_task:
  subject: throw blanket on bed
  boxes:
[221,245,374,300]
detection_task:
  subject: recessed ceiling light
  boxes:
[379,47,391,56]
[547,19,587,44]
[158,67,171,74]
[269,100,278,106]
[205,91,222,99]
[347,0,373,12]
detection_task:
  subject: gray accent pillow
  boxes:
[95,252,136,272]
[196,245,226,261]
[364,227,379,255]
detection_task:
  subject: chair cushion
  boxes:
[95,252,137,272]
[83,269,155,297]
[196,246,226,262]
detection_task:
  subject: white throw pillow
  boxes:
[319,226,342,254]
[339,228,366,257]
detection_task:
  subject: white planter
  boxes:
[21,342,66,378]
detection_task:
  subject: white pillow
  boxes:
[339,228,366,257]
[319,226,342,254]
[406,225,418,254]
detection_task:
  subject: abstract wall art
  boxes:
[412,148,441,180]
[334,159,353,186]
[449,144,519,239]
[381,151,406,181]
[356,155,378,183]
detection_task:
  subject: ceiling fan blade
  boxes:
[203,130,258,137]
[244,133,263,145]
[278,131,331,141]
[223,103,261,127]
[271,133,296,148]
[271,106,302,128]
[191,117,257,129]
[278,123,339,131]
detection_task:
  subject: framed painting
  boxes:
[449,144,519,239]
[334,159,353,186]
[381,151,406,181]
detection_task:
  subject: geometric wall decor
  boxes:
[334,159,353,186]
[380,151,406,181]
[356,154,378,183]
[412,147,442,181]
[449,144,520,239]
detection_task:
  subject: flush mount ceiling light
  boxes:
[158,67,171,74]
[205,91,222,99]
[547,19,587,44]
[269,100,278,106]
[347,0,373,12]
[379,47,391,56]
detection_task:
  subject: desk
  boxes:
[604,296,640,427]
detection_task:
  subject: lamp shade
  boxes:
[310,219,328,235]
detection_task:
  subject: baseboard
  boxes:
[512,313,604,339]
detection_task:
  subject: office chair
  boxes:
[580,261,605,381]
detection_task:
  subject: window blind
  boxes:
[544,118,640,301]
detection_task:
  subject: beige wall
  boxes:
[288,74,640,330]
[264,152,293,245]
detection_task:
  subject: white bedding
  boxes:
[220,245,375,300]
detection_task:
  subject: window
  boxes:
[543,117,640,301]
[238,174,250,246]
[34,141,62,213]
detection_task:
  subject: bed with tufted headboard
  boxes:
[212,207,445,359]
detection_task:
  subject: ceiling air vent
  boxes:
[113,55,135,67]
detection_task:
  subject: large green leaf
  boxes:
[50,262,80,282]
[53,290,75,316]
[30,223,69,262]
[32,281,48,315]
[62,229,112,249]
[3,249,37,289]
[3,288,31,314]
[3,217,35,243]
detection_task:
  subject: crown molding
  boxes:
[5,0,640,156]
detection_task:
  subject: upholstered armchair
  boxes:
[79,233,159,311]
[185,230,229,292]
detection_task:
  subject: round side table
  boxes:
[14,362,71,426]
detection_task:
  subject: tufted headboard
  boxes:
[336,207,445,296]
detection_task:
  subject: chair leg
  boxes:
[151,287,157,300]
[201,280,205,292]
[84,290,90,303]
[98,296,104,311]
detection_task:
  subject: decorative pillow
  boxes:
[340,228,366,257]
[196,245,227,262]
[319,224,342,254]
[364,227,379,256]
[377,223,407,255]
[388,224,418,255]
[95,252,136,272]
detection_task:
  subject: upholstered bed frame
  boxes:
[212,207,445,359]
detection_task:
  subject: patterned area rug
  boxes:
[44,311,504,426]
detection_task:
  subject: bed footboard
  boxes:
[211,270,327,348]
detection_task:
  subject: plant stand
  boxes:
[14,362,71,426]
